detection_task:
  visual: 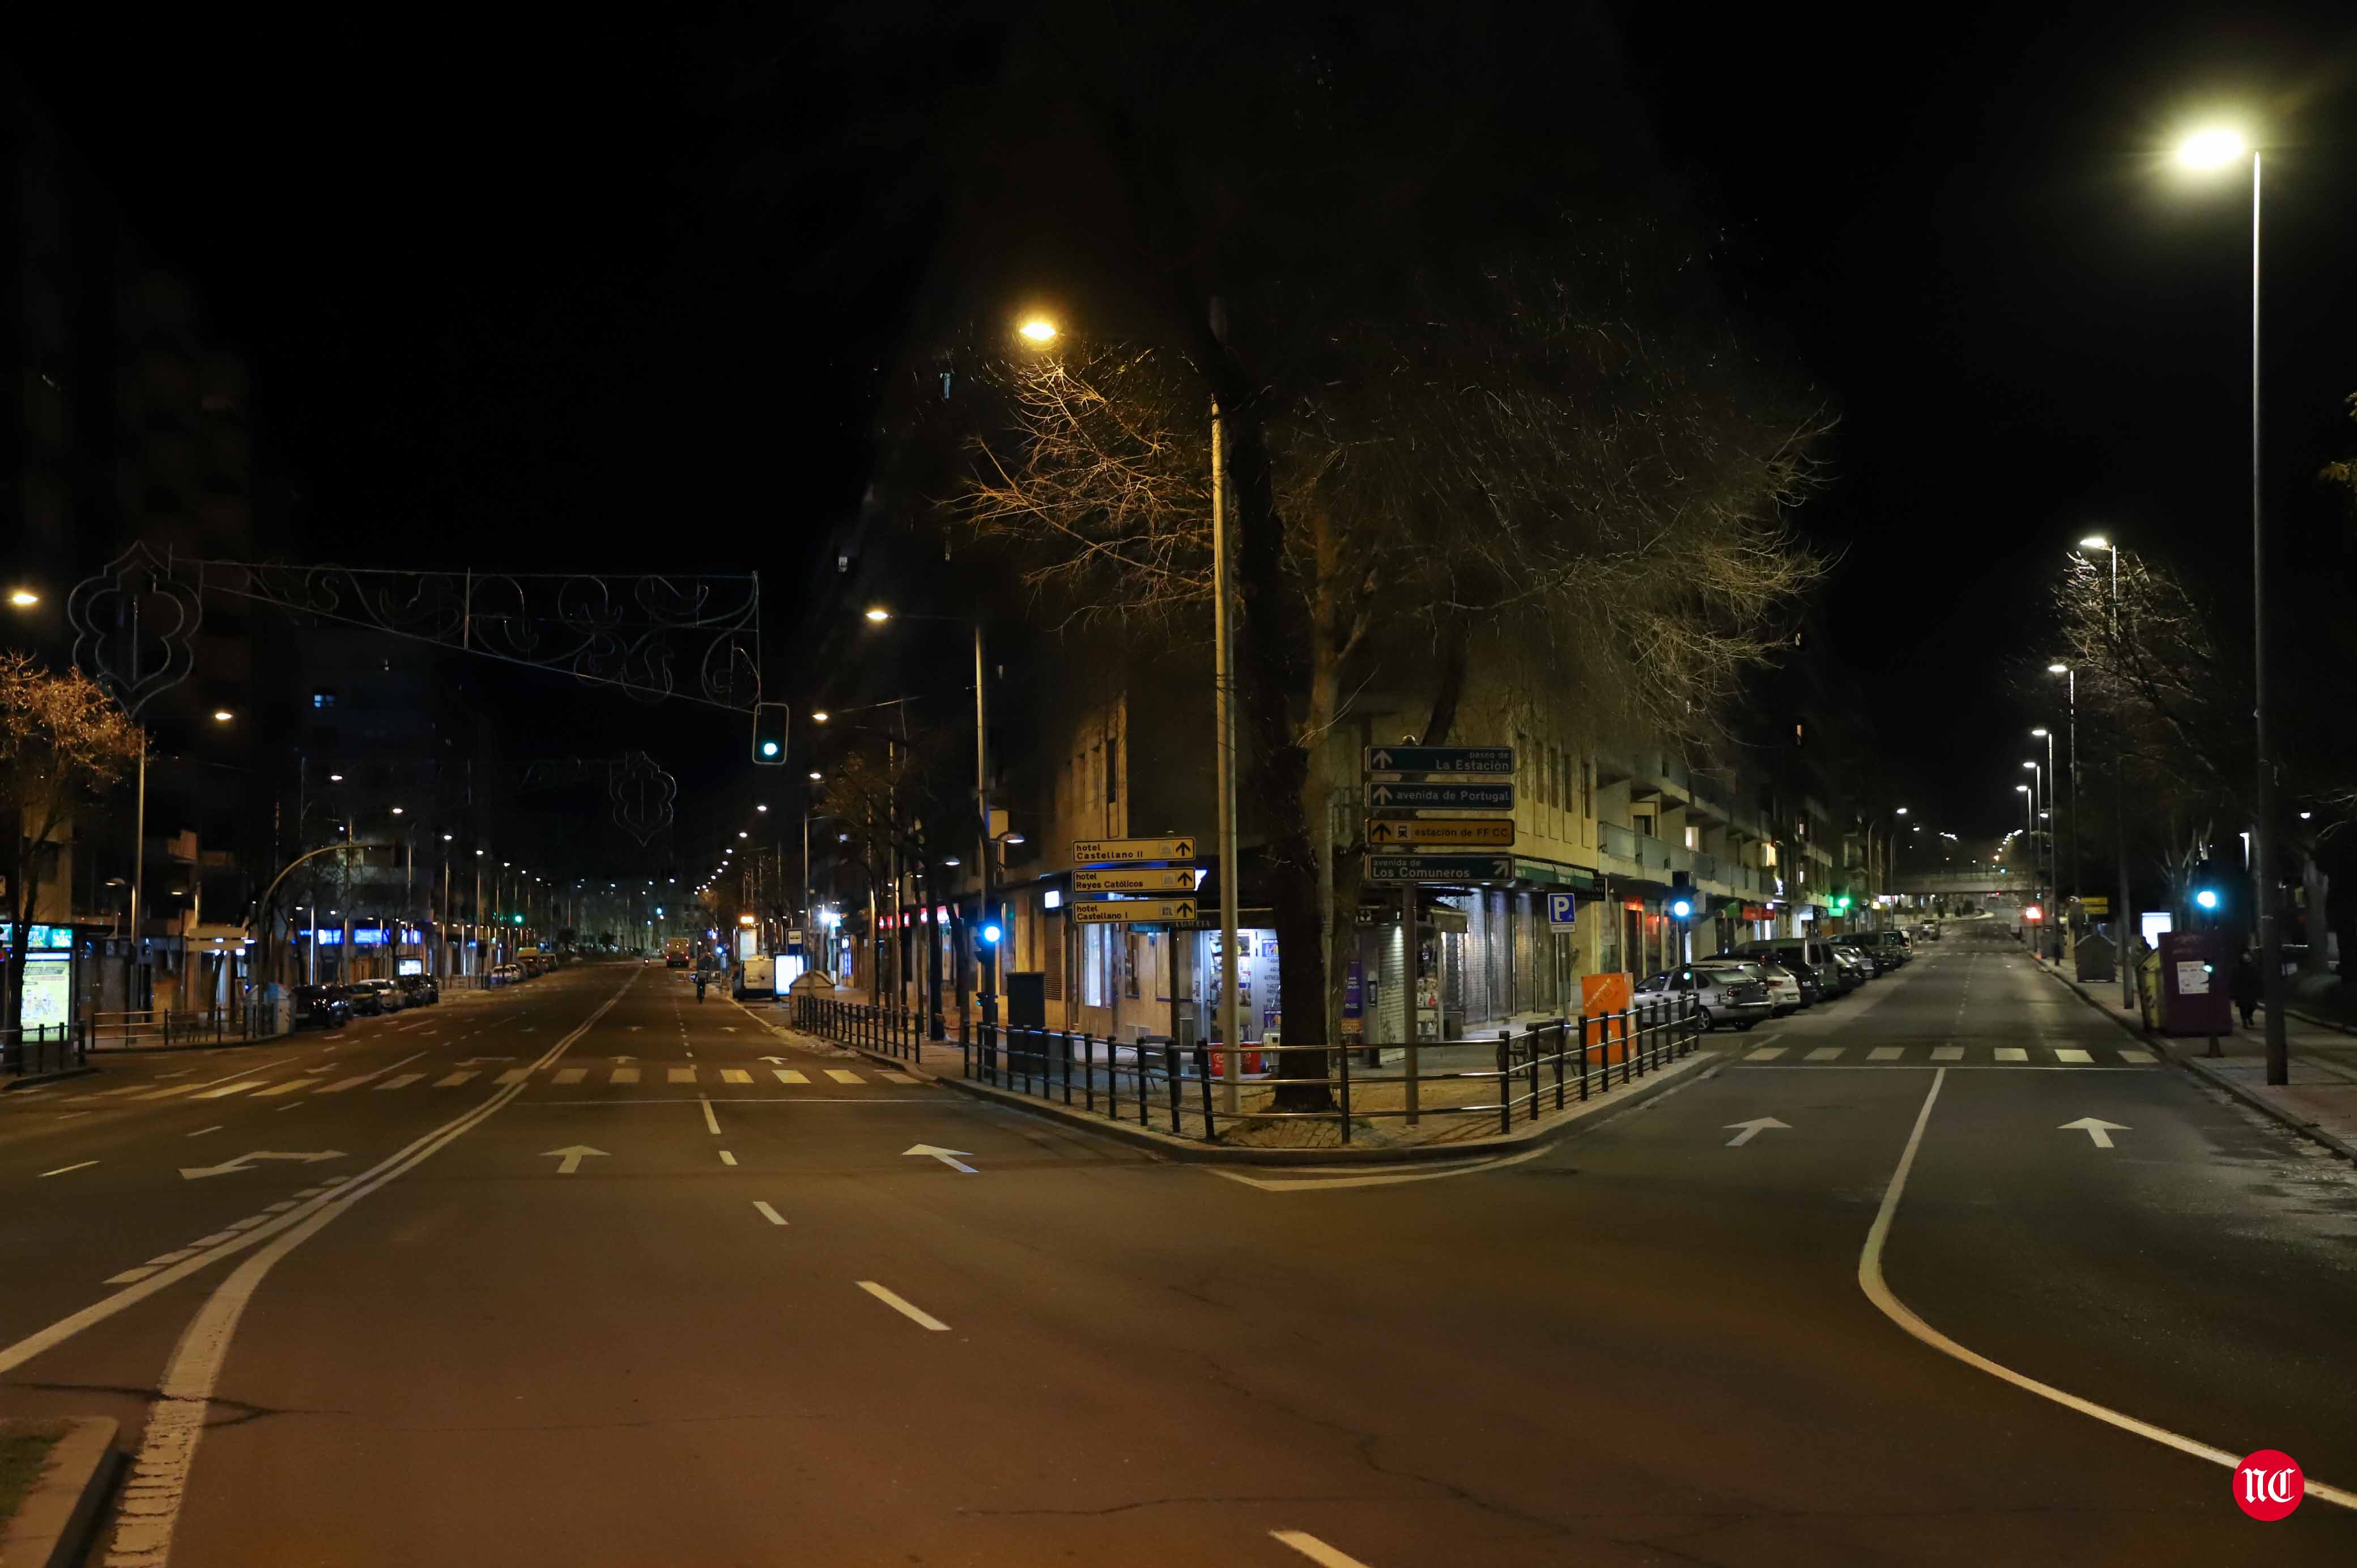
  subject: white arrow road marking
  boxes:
[905,1144,976,1173]
[1272,1530,1376,1568]
[542,1145,607,1175]
[1862,1068,2357,1514]
[858,1280,949,1331]
[178,1151,346,1181]
[760,1055,788,1063]
[1723,1117,1789,1147]
[2060,1117,2130,1149]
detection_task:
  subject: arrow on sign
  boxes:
[2059,1117,2130,1149]
[179,1150,347,1181]
[542,1145,608,1175]
[904,1144,977,1173]
[1722,1117,1788,1147]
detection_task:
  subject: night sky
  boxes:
[14,2,2356,854]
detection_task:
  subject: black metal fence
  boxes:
[86,1005,286,1049]
[792,991,1703,1144]
[3,1022,91,1080]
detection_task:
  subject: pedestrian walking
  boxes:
[2230,950,2260,1029]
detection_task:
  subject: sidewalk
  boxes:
[748,996,1723,1161]
[2027,952,2357,1162]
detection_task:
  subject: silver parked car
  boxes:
[1635,964,1775,1031]
[1696,958,1803,1015]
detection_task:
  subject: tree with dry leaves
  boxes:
[1,654,145,1039]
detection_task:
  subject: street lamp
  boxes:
[2171,121,2283,1083]
[1018,317,1057,344]
[6,588,37,608]
[212,709,233,723]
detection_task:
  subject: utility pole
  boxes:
[973,619,994,1026]
[1212,394,1242,1114]
[2248,153,2286,1085]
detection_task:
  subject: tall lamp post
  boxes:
[2031,728,2057,957]
[2078,536,2136,1008]
[2045,666,2078,918]
[2172,123,2283,1081]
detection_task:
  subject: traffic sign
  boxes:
[1071,898,1198,924]
[2079,895,2110,914]
[1365,781,1514,811]
[1361,854,1515,884]
[1547,892,1577,930]
[1362,745,1513,776]
[1075,866,1199,894]
[1073,836,1196,865]
[1365,818,1514,848]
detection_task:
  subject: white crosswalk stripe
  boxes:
[375,1073,424,1090]
[773,1068,809,1084]
[433,1070,478,1088]
[825,1069,865,1084]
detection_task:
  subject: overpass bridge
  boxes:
[1889,870,2032,898]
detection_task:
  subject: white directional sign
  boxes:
[1071,898,1198,924]
[1073,836,1196,865]
[1363,745,1514,776]
[1074,866,1200,894]
[1360,854,1514,884]
[1722,1117,1788,1147]
[2059,1117,2130,1149]
[1366,818,1514,848]
[904,1144,977,1173]
[178,1149,346,1181]
[542,1145,609,1175]
[1367,781,1514,810]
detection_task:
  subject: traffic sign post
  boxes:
[1365,818,1514,849]
[1547,892,1577,931]
[1365,781,1514,811]
[1361,854,1516,884]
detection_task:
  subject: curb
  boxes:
[0,1417,118,1568]
[816,1025,1724,1165]
[1,1066,98,1093]
[2025,956,2356,1165]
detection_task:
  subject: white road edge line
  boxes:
[1271,1529,1375,1567]
[752,1200,788,1225]
[81,971,638,1568]
[1860,1065,2357,1512]
[857,1280,950,1332]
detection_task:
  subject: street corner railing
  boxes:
[788,994,936,1064]
[3,1021,93,1080]
[85,1004,286,1050]
[798,991,1705,1146]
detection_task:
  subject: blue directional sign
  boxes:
[1547,892,1578,930]
[1362,745,1514,776]
[1365,781,1514,810]
[1361,854,1516,884]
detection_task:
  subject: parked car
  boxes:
[1696,958,1803,1015]
[1635,965,1775,1031]
[1827,944,1878,985]
[490,962,522,985]
[344,978,401,1015]
[1858,930,1913,966]
[1735,939,1857,998]
[292,985,352,1030]
[395,974,439,1007]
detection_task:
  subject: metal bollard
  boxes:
[1497,1038,1512,1133]
[1062,1030,1073,1105]
[1165,1043,1182,1127]
[1194,1044,1215,1137]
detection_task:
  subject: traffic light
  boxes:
[751,701,790,765]
[1668,871,1694,921]
[2191,859,2223,916]
[1831,887,1852,916]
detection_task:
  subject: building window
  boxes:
[1685,824,1700,851]
[1124,934,1141,998]
[1082,924,1110,1007]
[1580,757,1593,820]
[312,690,337,708]
[1794,722,1805,743]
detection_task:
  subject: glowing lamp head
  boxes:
[810,711,829,724]
[863,607,891,623]
[1669,898,1693,920]
[212,709,233,723]
[1018,318,1057,344]
[2048,662,2069,675]
[760,740,780,757]
[2175,127,2248,170]
[982,923,1003,945]
[2078,535,2112,551]
[2195,888,2220,911]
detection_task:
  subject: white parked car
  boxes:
[1695,958,1803,1015]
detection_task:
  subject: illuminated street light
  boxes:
[2047,662,2069,675]
[2175,126,2247,170]
[756,803,768,813]
[1018,318,1057,344]
[212,709,233,722]
[811,710,829,724]
[7,589,38,607]
[390,806,405,815]
[863,607,891,623]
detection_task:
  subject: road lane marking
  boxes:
[1210,1144,1550,1191]
[1272,1531,1375,1568]
[552,1068,586,1085]
[194,1080,269,1100]
[433,1071,478,1088]
[186,1126,222,1138]
[1931,1046,1964,1061]
[667,1066,697,1084]
[131,1085,199,1101]
[825,1069,863,1084]
[719,1150,737,1166]
[39,1161,97,1178]
[493,1069,531,1085]
[1859,1066,2356,1514]
[313,1074,379,1094]
[2054,1047,2092,1063]
[1994,1047,2028,1062]
[250,1080,309,1098]
[773,1069,809,1084]
[612,1067,640,1084]
[720,1068,752,1084]
[1804,1047,1843,1062]
[700,1096,721,1135]
[1867,1047,1904,1062]
[1746,1046,1786,1060]
[857,1281,949,1332]
[752,1201,787,1225]
[375,1073,424,1091]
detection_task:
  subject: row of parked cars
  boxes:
[1637,928,1916,1032]
[291,973,442,1030]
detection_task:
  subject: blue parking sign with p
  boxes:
[1547,892,1577,930]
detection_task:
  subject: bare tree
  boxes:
[1,655,144,1038]
[959,236,1825,1102]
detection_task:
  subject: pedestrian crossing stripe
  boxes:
[1743,1043,2147,1066]
[87,1063,898,1101]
